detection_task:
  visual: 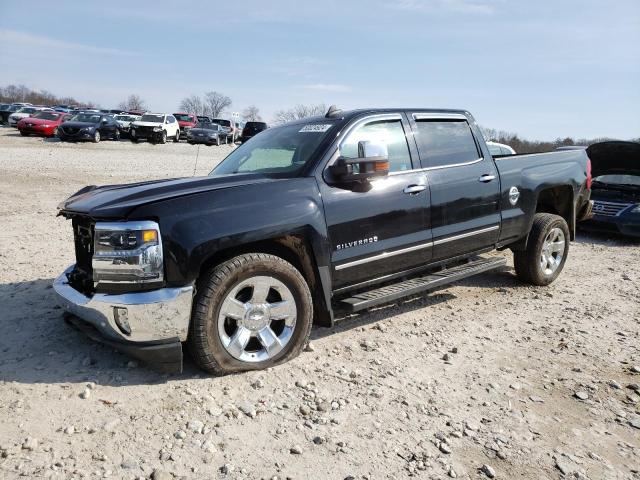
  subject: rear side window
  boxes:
[414,120,480,168]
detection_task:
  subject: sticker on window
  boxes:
[299,124,332,133]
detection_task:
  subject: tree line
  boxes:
[0,84,98,109]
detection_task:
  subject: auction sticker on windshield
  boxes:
[299,124,333,133]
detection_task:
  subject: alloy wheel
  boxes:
[217,276,297,363]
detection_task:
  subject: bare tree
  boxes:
[178,94,205,115]
[204,91,232,118]
[242,105,262,122]
[273,103,327,125]
[0,84,98,107]
[117,94,147,111]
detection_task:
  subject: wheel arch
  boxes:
[197,234,334,327]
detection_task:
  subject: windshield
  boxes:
[70,113,101,123]
[174,114,195,122]
[594,174,640,187]
[212,119,231,127]
[211,121,336,177]
[17,107,37,114]
[140,114,164,123]
[33,112,60,121]
[115,115,136,121]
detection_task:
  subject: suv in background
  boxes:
[173,113,198,139]
[197,115,211,124]
[240,121,268,143]
[211,118,236,143]
[130,113,180,144]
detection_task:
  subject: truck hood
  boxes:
[132,121,162,127]
[588,141,640,177]
[58,174,278,218]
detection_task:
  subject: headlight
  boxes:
[81,127,94,132]
[42,124,50,128]
[153,126,163,132]
[92,220,163,287]
[631,204,640,213]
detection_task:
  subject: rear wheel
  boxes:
[514,213,569,286]
[130,137,139,143]
[173,130,180,142]
[188,253,313,375]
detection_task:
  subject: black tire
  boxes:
[20,130,28,136]
[92,131,100,143]
[130,137,139,143]
[113,129,120,141]
[188,253,313,375]
[188,141,194,145]
[159,131,167,144]
[216,137,221,146]
[173,130,180,143]
[514,213,570,286]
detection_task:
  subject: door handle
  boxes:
[403,184,427,194]
[478,174,496,183]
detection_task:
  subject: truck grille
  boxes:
[592,200,632,217]
[136,126,155,135]
[69,216,95,294]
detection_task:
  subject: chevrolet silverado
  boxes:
[54,107,592,374]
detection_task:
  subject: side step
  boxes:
[337,256,506,312]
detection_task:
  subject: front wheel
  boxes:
[92,131,101,143]
[159,131,167,144]
[113,129,120,141]
[20,130,28,136]
[188,253,313,375]
[514,213,570,286]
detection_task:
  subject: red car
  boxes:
[173,112,198,139]
[18,111,70,137]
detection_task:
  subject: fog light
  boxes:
[114,307,131,335]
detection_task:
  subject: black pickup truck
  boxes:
[54,107,592,374]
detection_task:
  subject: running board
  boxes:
[337,256,506,312]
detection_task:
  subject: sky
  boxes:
[0,0,638,140]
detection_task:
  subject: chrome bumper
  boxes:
[53,265,193,344]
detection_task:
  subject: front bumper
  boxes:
[53,265,194,372]
[20,125,55,136]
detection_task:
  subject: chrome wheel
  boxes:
[540,227,565,275]
[217,276,297,363]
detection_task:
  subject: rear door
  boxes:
[409,113,501,261]
[319,113,432,289]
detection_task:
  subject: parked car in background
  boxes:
[52,105,74,113]
[173,112,198,139]
[130,113,180,144]
[211,118,236,142]
[579,141,640,237]
[113,113,140,138]
[186,122,227,146]
[9,106,52,127]
[17,111,70,137]
[486,141,516,156]
[240,121,268,143]
[197,115,211,124]
[58,112,120,143]
[0,104,23,124]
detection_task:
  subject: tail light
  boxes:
[586,157,592,189]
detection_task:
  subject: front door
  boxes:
[408,113,501,261]
[319,113,432,289]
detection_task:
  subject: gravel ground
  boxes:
[0,127,639,480]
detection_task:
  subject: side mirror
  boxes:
[329,141,390,183]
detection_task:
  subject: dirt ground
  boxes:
[0,127,639,480]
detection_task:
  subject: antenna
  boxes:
[192,144,200,176]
